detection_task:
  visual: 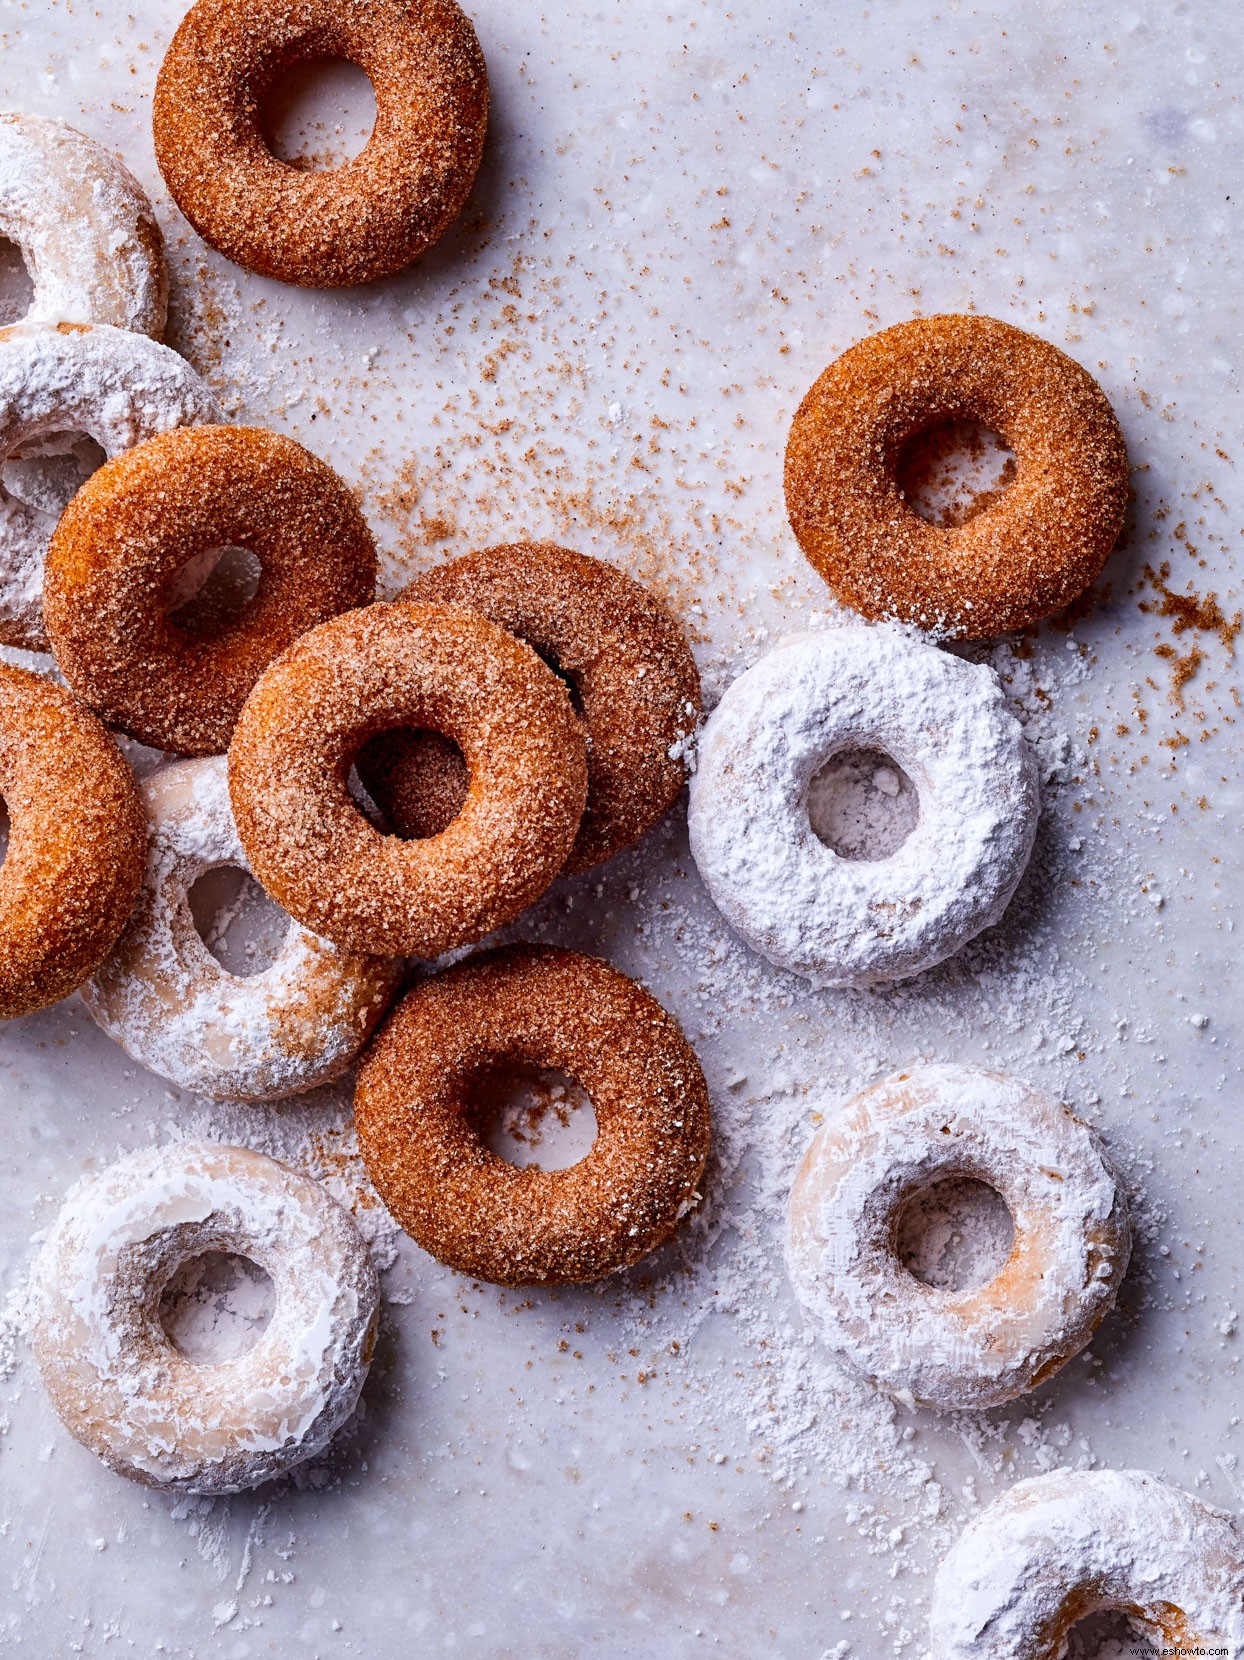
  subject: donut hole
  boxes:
[353,729,469,839]
[470,1065,599,1171]
[533,650,586,718]
[0,236,34,325]
[894,1176,1015,1292]
[188,864,291,978]
[261,57,378,172]
[1,430,107,521]
[168,545,263,637]
[1062,1608,1157,1658]
[896,419,1017,528]
[807,747,918,860]
[159,1251,275,1364]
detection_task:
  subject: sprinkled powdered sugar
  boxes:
[80,756,402,1102]
[688,625,1040,987]
[786,1065,1131,1411]
[930,1468,1244,1654]
[0,111,167,338]
[30,1142,380,1495]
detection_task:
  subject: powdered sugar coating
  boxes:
[31,1142,380,1495]
[787,1065,1131,1410]
[930,1468,1244,1655]
[0,321,222,649]
[0,111,167,337]
[81,757,400,1101]
[687,625,1039,986]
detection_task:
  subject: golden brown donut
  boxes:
[228,603,588,958]
[43,425,377,757]
[784,314,1129,638]
[152,0,489,287]
[354,944,712,1285]
[0,666,145,1018]
[357,542,701,871]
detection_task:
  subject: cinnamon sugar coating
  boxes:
[0,666,146,1018]
[228,603,588,958]
[358,542,701,871]
[784,314,1129,638]
[354,945,712,1285]
[152,0,488,287]
[43,425,377,757]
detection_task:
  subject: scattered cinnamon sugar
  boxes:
[1140,560,1241,651]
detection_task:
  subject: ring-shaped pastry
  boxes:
[153,0,488,287]
[354,944,712,1285]
[31,1142,380,1494]
[687,626,1039,987]
[44,425,378,756]
[0,112,167,336]
[81,757,402,1101]
[357,542,701,871]
[784,314,1129,638]
[786,1065,1131,1410]
[0,664,146,1019]
[931,1469,1244,1656]
[0,321,221,650]
[228,603,588,957]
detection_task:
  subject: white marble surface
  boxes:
[1,1,1241,1655]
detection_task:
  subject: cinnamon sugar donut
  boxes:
[786,1065,1131,1410]
[0,112,167,336]
[357,542,701,871]
[931,1469,1244,1657]
[82,758,401,1101]
[0,665,145,1019]
[354,945,712,1285]
[228,603,588,957]
[153,0,488,288]
[43,425,378,756]
[784,315,1129,638]
[31,1142,379,1494]
[0,321,221,650]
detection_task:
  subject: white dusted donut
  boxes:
[31,1142,380,1495]
[0,321,221,648]
[786,1065,1130,1410]
[931,1468,1244,1657]
[687,626,1039,987]
[81,757,401,1102]
[0,112,167,337]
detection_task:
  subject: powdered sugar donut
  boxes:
[81,757,401,1101]
[786,1066,1130,1410]
[0,321,221,649]
[31,1142,380,1495]
[931,1468,1244,1656]
[687,626,1038,987]
[0,112,167,337]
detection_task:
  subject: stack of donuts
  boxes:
[2,1,1240,1641]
